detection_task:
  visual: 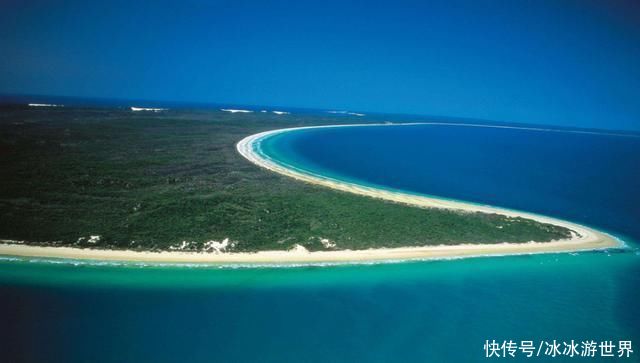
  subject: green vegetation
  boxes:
[0,107,572,252]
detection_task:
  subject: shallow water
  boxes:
[2,122,639,362]
[1,250,639,362]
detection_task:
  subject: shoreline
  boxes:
[0,237,619,265]
[0,123,623,265]
[235,123,622,257]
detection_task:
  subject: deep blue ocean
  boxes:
[1,122,639,362]
[262,124,640,242]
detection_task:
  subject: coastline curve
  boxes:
[234,122,622,260]
[0,122,623,265]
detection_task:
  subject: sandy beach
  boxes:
[0,236,619,264]
[0,123,622,264]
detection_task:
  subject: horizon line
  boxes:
[1,91,639,136]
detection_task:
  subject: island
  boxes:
[0,106,620,264]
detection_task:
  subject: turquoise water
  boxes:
[1,251,639,362]
[2,123,639,362]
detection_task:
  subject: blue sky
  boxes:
[1,0,639,131]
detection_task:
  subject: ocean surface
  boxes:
[2,122,640,362]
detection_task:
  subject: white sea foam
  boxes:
[272,111,290,115]
[221,109,253,113]
[131,107,167,112]
[28,103,63,107]
[327,110,365,116]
